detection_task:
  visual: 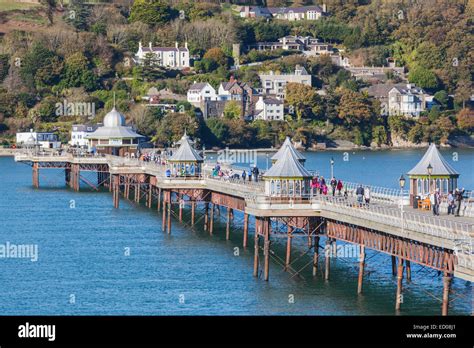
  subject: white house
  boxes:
[388,84,426,117]
[187,82,217,106]
[70,124,99,148]
[259,65,312,98]
[239,5,326,21]
[16,130,61,149]
[254,96,284,121]
[135,41,190,69]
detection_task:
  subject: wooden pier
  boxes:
[14,152,474,316]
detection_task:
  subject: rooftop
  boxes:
[408,144,459,177]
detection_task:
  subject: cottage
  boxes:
[254,96,284,121]
[239,5,326,21]
[388,83,426,117]
[70,124,99,148]
[16,130,61,149]
[249,35,333,56]
[187,82,217,106]
[135,41,190,69]
[259,65,312,98]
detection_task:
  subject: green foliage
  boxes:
[129,0,174,26]
[408,66,439,90]
[194,58,218,73]
[0,54,9,83]
[58,53,98,91]
[371,125,388,146]
[65,0,90,31]
[433,90,449,109]
[223,100,242,120]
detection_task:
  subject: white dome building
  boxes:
[85,107,144,156]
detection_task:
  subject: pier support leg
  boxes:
[191,201,195,225]
[226,208,231,240]
[157,188,161,211]
[357,245,365,294]
[162,202,166,232]
[325,238,331,281]
[209,204,214,235]
[178,193,183,222]
[135,183,140,203]
[285,226,292,271]
[313,235,320,276]
[243,213,249,248]
[33,162,39,188]
[253,218,260,277]
[109,175,112,192]
[406,260,411,282]
[442,273,452,316]
[263,218,270,281]
[204,202,209,231]
[147,184,152,208]
[391,255,397,276]
[167,199,171,234]
[112,174,120,209]
[65,167,70,187]
[395,257,404,311]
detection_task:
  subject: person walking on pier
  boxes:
[330,177,337,196]
[364,187,371,205]
[242,170,247,181]
[337,179,343,195]
[252,166,259,182]
[356,185,364,206]
[431,189,441,216]
[454,188,465,217]
[320,176,326,194]
[447,191,455,215]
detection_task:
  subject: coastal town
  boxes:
[0,0,472,152]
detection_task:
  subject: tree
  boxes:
[59,53,98,91]
[372,125,388,146]
[455,80,472,109]
[433,90,449,109]
[66,0,90,31]
[203,47,227,67]
[223,100,242,120]
[336,88,375,126]
[456,108,474,132]
[408,66,439,90]
[286,83,322,120]
[129,0,173,26]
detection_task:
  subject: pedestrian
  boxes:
[364,187,371,205]
[322,184,328,195]
[311,177,318,195]
[242,170,247,181]
[447,191,455,215]
[320,176,325,194]
[431,189,440,216]
[454,188,465,217]
[356,185,364,206]
[337,180,343,195]
[330,177,337,196]
[252,166,259,182]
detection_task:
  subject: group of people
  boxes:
[430,188,465,217]
[355,185,372,205]
[139,151,166,165]
[211,165,261,182]
[310,176,345,197]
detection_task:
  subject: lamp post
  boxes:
[330,157,334,179]
[266,152,269,170]
[399,174,406,234]
[427,163,433,194]
[203,145,206,162]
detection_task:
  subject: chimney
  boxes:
[229,75,235,83]
[322,4,327,13]
[148,42,152,50]
[185,41,188,49]
[244,6,250,17]
[175,41,179,49]
[139,41,142,50]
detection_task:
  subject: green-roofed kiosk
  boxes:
[167,131,203,177]
[263,144,312,198]
[407,144,459,204]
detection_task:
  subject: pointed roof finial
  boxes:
[113,92,116,109]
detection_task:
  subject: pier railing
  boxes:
[313,196,473,241]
